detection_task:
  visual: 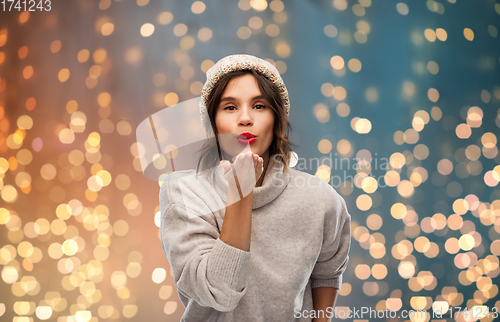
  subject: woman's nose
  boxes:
[238,106,253,125]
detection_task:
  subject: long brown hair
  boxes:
[196,69,296,175]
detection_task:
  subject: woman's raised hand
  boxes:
[220,150,264,204]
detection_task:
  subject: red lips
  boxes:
[236,132,256,145]
[237,132,256,139]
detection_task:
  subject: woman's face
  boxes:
[215,73,275,161]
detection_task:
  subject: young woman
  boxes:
[159,54,351,322]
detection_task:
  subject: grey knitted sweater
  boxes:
[159,157,351,322]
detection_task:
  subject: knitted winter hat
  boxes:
[199,54,290,134]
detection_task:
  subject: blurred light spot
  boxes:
[248,16,263,29]
[141,23,155,37]
[36,306,52,320]
[333,0,347,10]
[333,86,347,100]
[488,25,498,38]
[275,42,290,58]
[321,83,334,97]
[2,266,18,284]
[427,61,439,74]
[366,214,382,230]
[93,48,107,63]
[324,24,338,38]
[361,177,377,193]
[355,264,371,280]
[464,28,474,41]
[348,58,362,72]
[436,28,447,41]
[365,87,378,102]
[173,23,188,37]
[481,132,497,148]
[354,118,372,134]
[77,49,90,63]
[336,139,352,156]
[330,55,344,70]
[191,1,206,14]
[159,285,173,300]
[352,4,365,16]
[157,12,173,25]
[250,0,268,11]
[99,0,112,10]
[180,35,195,50]
[58,68,70,82]
[391,203,407,219]
[265,24,280,37]
[23,65,34,79]
[459,234,475,251]
[336,103,350,117]
[19,11,30,24]
[1,185,18,203]
[59,128,75,144]
[164,93,179,106]
[152,268,167,284]
[101,23,114,36]
[387,298,403,311]
[197,27,212,41]
[62,239,78,256]
[123,304,138,318]
[356,194,372,211]
[114,220,129,236]
[164,301,177,315]
[398,261,415,279]
[397,180,414,197]
[154,212,161,228]
[201,60,214,73]
[396,2,409,15]
[75,310,91,322]
[424,29,436,42]
[314,103,330,123]
[50,40,61,54]
[125,47,143,66]
[17,115,33,130]
[428,88,439,102]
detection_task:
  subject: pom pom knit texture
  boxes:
[199,54,290,132]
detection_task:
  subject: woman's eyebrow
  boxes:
[220,95,266,103]
[220,96,236,103]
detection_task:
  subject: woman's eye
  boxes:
[223,106,236,110]
[255,105,266,109]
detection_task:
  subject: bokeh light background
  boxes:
[1,0,500,321]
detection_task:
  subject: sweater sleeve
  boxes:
[159,173,251,312]
[310,189,351,290]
